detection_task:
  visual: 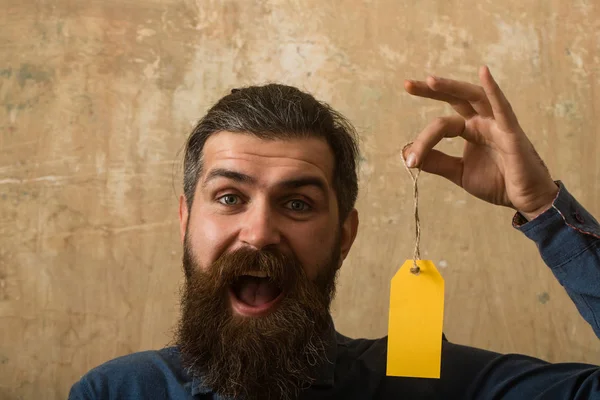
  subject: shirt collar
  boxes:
[191,315,338,396]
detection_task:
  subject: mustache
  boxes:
[182,241,305,292]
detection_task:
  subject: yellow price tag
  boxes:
[386,259,445,379]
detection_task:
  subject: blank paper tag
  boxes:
[386,260,445,379]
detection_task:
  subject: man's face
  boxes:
[181,131,347,290]
[176,132,358,399]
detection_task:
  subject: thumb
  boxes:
[403,147,463,187]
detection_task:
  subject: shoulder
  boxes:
[334,334,440,399]
[336,331,387,359]
[68,347,192,399]
[335,331,387,378]
[82,346,184,381]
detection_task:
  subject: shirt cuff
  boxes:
[513,180,600,243]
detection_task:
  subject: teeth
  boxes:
[245,271,268,278]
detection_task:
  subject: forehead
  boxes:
[201,131,335,185]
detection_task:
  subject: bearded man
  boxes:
[70,68,600,399]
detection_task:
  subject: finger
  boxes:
[419,149,463,187]
[403,115,465,169]
[479,66,519,131]
[404,80,477,119]
[426,76,493,117]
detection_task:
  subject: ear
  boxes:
[179,194,189,245]
[337,208,359,269]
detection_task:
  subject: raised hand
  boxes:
[404,66,559,220]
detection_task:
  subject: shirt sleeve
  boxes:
[462,348,600,399]
[513,181,600,338]
[444,182,600,399]
[68,379,95,400]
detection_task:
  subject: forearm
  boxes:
[514,181,600,338]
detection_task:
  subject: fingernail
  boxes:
[406,153,417,168]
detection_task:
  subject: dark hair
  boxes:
[183,84,360,221]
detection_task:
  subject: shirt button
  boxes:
[574,211,585,224]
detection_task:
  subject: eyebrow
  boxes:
[202,168,257,189]
[202,168,328,195]
[278,177,328,195]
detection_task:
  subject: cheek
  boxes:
[290,223,337,280]
[187,212,235,271]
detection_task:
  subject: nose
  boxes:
[238,200,281,250]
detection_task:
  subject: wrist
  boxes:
[518,182,560,221]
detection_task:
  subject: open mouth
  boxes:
[229,271,284,316]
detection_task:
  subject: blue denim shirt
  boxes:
[69,182,600,399]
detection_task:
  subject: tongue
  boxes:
[237,276,280,307]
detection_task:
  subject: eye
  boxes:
[218,194,241,206]
[286,199,311,212]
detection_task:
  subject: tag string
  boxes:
[402,143,421,275]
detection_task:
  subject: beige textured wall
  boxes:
[2,0,600,398]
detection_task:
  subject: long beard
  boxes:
[175,240,340,400]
